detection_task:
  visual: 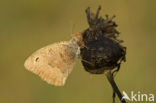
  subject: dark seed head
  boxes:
[80,6,126,74]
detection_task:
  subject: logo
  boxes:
[121,91,154,102]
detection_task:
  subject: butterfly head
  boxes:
[71,33,84,48]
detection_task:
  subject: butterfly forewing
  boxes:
[24,41,79,86]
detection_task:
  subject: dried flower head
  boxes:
[80,6,126,74]
[79,6,127,103]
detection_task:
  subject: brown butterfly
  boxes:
[24,33,82,86]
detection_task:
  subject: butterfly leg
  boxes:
[81,59,95,66]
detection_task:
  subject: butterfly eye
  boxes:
[35,57,39,62]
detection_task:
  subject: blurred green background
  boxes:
[0,0,156,103]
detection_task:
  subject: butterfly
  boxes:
[24,33,83,86]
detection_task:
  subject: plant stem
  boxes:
[105,70,126,103]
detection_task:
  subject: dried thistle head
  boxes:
[80,6,126,74]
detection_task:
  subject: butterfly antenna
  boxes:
[70,21,76,35]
